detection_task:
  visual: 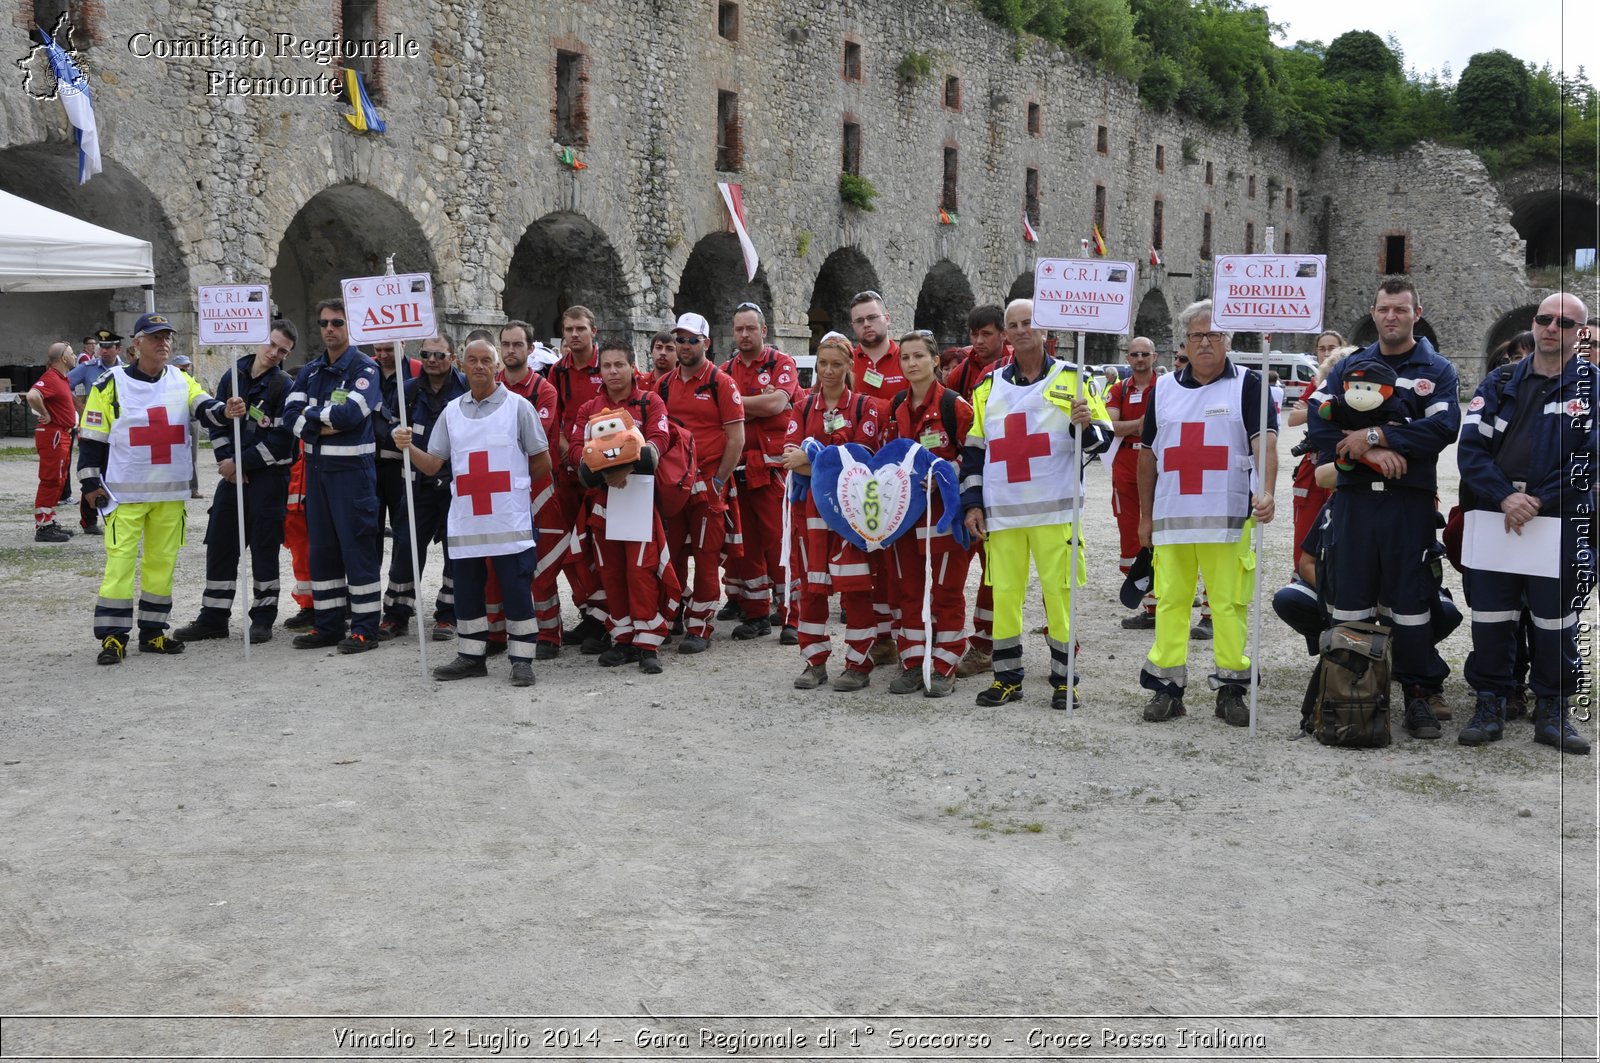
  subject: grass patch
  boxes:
[1390,771,1465,799]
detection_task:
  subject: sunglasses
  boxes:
[735,301,763,313]
[318,318,345,328]
[1534,313,1580,329]
[421,351,451,360]
[673,334,702,345]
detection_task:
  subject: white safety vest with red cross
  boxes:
[981,359,1082,531]
[1151,370,1253,545]
[442,394,534,558]
[103,367,193,502]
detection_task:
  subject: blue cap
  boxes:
[133,312,176,337]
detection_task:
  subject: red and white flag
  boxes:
[1022,212,1038,243]
[1149,245,1162,267]
[718,182,759,282]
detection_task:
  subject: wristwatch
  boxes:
[1365,428,1381,446]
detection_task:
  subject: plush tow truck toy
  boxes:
[1317,360,1402,473]
[578,406,655,487]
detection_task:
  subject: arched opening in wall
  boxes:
[912,260,975,351]
[272,184,437,368]
[504,211,629,348]
[1347,317,1440,353]
[1077,333,1120,363]
[1006,272,1032,304]
[1484,304,1540,371]
[1509,189,1600,274]
[0,144,187,379]
[808,246,880,353]
[673,232,772,362]
[1132,288,1173,354]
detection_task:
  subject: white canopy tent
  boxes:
[0,189,154,308]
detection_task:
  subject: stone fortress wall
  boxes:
[0,0,1558,393]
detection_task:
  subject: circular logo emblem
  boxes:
[758,372,770,386]
[1467,396,1485,412]
[355,378,370,390]
[1413,378,1434,397]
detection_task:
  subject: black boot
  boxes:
[1533,697,1591,755]
[1458,692,1505,746]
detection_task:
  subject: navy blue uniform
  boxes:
[372,357,416,572]
[1458,355,1597,699]
[1306,337,1460,693]
[378,367,469,626]
[196,355,296,629]
[282,346,383,638]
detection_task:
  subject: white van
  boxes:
[1230,350,1318,395]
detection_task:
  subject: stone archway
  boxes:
[1133,288,1173,354]
[1006,271,1032,303]
[1484,303,1539,368]
[913,260,976,351]
[1509,189,1600,270]
[271,184,438,365]
[504,211,630,347]
[673,232,773,361]
[0,143,187,373]
[808,246,881,352]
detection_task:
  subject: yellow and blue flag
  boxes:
[342,68,387,134]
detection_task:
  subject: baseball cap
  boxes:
[93,328,123,344]
[133,312,177,337]
[171,354,193,367]
[672,312,710,338]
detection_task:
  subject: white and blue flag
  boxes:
[38,26,101,183]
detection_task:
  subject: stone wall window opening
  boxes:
[841,120,862,176]
[1093,184,1106,234]
[843,39,862,81]
[1282,230,1292,253]
[1284,186,1294,210]
[942,146,959,212]
[943,75,961,110]
[716,90,742,172]
[1155,144,1165,173]
[1025,167,1041,228]
[717,2,739,42]
[1152,198,1164,251]
[339,0,383,101]
[1027,101,1042,136]
[1096,125,1109,154]
[1201,212,1213,260]
[1205,161,1214,185]
[1247,174,1257,199]
[1384,233,1408,274]
[1245,221,1255,254]
[554,48,588,146]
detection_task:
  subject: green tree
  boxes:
[1324,30,1401,81]
[1061,0,1144,79]
[1455,49,1531,144]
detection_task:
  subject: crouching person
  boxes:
[392,338,551,686]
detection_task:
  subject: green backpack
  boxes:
[1312,620,1393,748]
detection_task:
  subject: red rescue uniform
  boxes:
[850,340,904,641]
[283,442,312,610]
[658,358,745,640]
[887,382,977,677]
[568,388,683,650]
[943,344,1013,400]
[1105,373,1155,581]
[724,345,802,621]
[784,389,886,673]
[30,365,75,528]
[542,351,607,616]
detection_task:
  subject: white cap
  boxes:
[672,312,711,338]
[529,343,560,368]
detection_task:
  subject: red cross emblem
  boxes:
[1164,422,1232,495]
[129,406,186,465]
[1568,398,1589,417]
[988,412,1053,483]
[454,450,512,515]
[1042,263,1054,275]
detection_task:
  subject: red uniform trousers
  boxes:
[1111,455,1155,615]
[591,501,681,650]
[33,426,71,527]
[664,480,737,640]
[480,472,569,649]
[969,547,994,654]
[551,469,602,614]
[794,500,877,672]
[283,456,312,609]
[1291,453,1330,571]
[727,469,784,619]
[890,499,974,677]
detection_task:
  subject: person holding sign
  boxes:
[565,338,680,674]
[77,313,248,664]
[281,298,385,654]
[1306,278,1460,738]
[1455,292,1595,754]
[781,335,886,691]
[392,339,551,686]
[886,331,976,698]
[848,291,909,666]
[174,321,298,643]
[959,299,1112,710]
[1136,300,1276,726]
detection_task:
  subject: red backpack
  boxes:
[630,396,697,518]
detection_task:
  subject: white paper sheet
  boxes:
[1462,510,1560,578]
[604,474,654,542]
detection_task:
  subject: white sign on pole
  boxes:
[1210,254,1328,333]
[1031,258,1137,334]
[341,272,438,344]
[196,285,271,346]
